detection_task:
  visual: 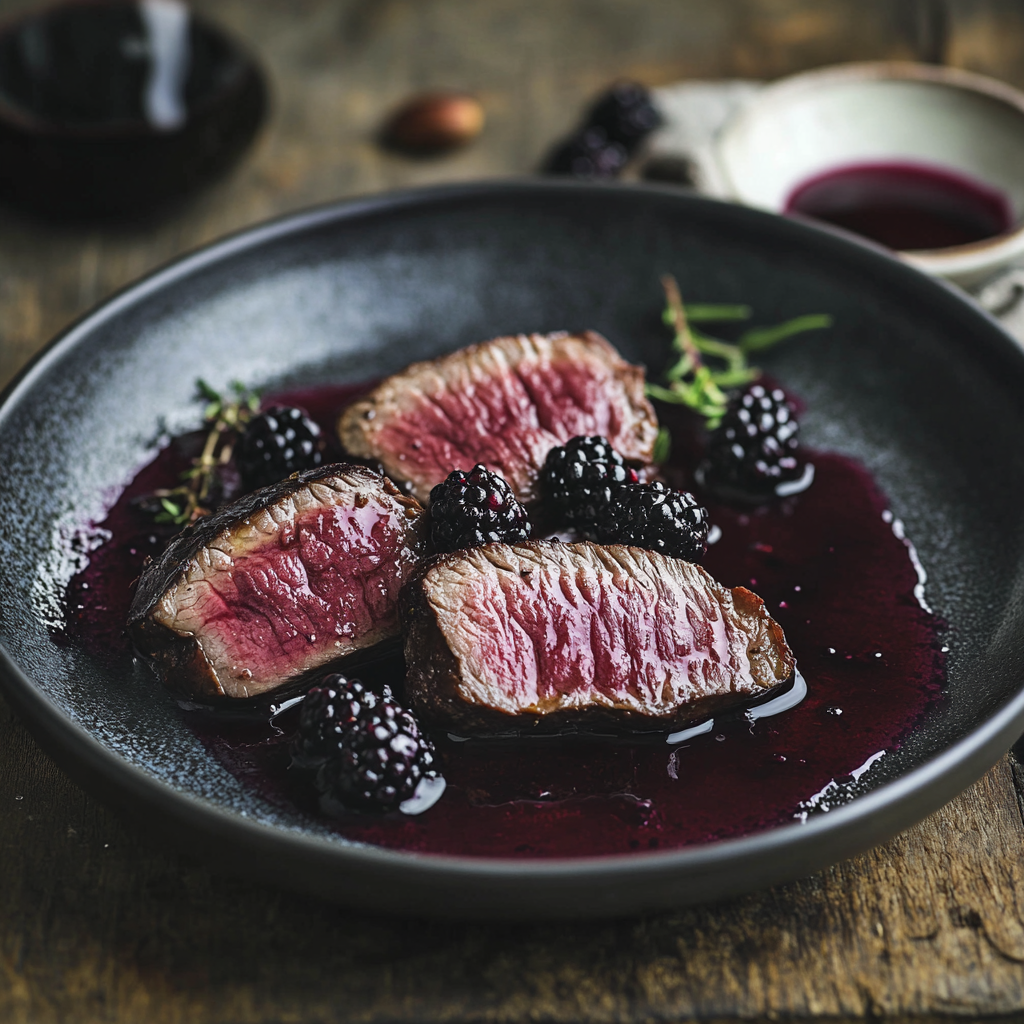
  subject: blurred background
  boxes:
[2,0,1024,390]
[5,3,1024,1021]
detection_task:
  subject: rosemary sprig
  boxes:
[151,380,260,525]
[652,425,672,465]
[738,313,833,353]
[685,303,751,322]
[646,275,832,429]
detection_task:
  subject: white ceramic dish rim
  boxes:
[706,61,1024,286]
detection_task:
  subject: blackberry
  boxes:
[316,685,438,812]
[595,481,709,562]
[237,405,324,491]
[585,82,661,153]
[429,464,531,552]
[542,82,660,177]
[291,676,378,769]
[701,383,803,498]
[541,435,639,531]
[542,126,629,178]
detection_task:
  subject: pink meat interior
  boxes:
[431,548,763,715]
[164,499,418,695]
[378,357,639,493]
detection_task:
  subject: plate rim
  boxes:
[2,179,1023,916]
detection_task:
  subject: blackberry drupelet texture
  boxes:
[317,686,438,812]
[596,481,709,562]
[429,464,531,552]
[291,676,378,769]
[701,383,804,499]
[292,676,439,813]
[237,405,324,491]
[541,435,639,532]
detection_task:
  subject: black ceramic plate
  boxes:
[3,181,1024,919]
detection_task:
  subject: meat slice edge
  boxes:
[338,331,659,505]
[129,464,427,702]
[401,541,794,732]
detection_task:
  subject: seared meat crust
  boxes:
[338,331,658,505]
[401,540,793,732]
[129,464,426,702]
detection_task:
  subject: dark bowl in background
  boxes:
[0,0,266,219]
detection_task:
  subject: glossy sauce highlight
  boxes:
[785,161,1013,251]
[64,384,946,858]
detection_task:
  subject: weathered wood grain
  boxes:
[3,690,1024,1023]
[7,0,1024,388]
[4,0,1024,1020]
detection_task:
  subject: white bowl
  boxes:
[697,63,1024,288]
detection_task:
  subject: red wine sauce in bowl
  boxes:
[785,161,1013,251]
[62,384,946,859]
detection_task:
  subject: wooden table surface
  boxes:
[4,1,1024,1020]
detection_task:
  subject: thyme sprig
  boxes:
[151,380,260,525]
[646,274,832,429]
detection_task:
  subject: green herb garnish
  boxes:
[647,275,832,429]
[151,379,259,525]
[651,425,672,465]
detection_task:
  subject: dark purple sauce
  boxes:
[785,161,1013,251]
[64,384,945,858]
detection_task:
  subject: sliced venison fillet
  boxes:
[402,541,794,732]
[129,465,427,702]
[338,331,658,505]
